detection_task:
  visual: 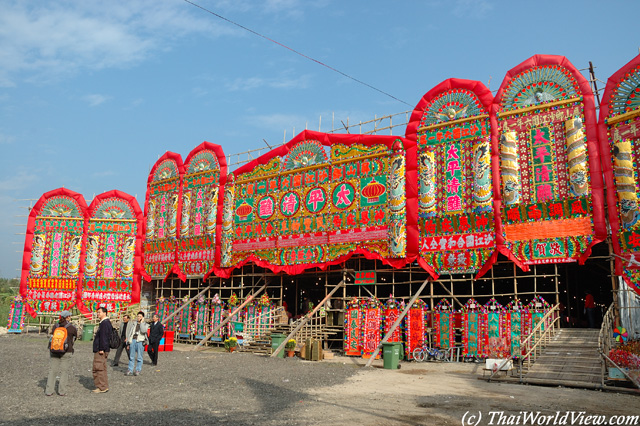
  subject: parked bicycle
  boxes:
[412,343,445,362]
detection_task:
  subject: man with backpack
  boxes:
[45,310,77,396]
[112,314,131,367]
[92,306,113,393]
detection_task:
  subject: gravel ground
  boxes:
[1,333,639,426]
[0,333,358,426]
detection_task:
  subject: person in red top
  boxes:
[584,292,596,328]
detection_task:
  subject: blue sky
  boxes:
[1,0,639,278]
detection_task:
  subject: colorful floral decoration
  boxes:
[406,80,496,278]
[19,188,88,316]
[143,152,184,279]
[493,55,606,269]
[228,292,238,306]
[506,298,527,357]
[209,295,225,342]
[609,344,640,370]
[383,296,402,343]
[177,296,191,337]
[344,298,362,356]
[599,54,640,297]
[433,299,455,350]
[177,144,227,280]
[80,192,144,314]
[216,130,417,277]
[527,296,550,337]
[259,293,271,307]
[158,296,177,332]
[7,295,26,333]
[194,297,209,339]
[461,298,485,358]
[403,299,428,360]
[361,297,382,359]
[482,298,506,357]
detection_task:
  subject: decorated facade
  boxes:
[216,130,418,276]
[406,79,496,278]
[492,55,606,268]
[600,54,640,297]
[17,53,640,350]
[19,188,88,316]
[80,190,144,313]
[143,152,184,279]
[177,143,227,279]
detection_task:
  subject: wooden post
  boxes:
[194,280,267,349]
[271,279,345,358]
[364,277,430,368]
[161,284,213,326]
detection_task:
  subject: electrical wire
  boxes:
[183,0,412,106]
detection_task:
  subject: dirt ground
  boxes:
[0,333,638,425]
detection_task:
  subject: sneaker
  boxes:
[91,388,109,393]
[58,394,66,397]
[125,371,133,376]
[134,371,140,376]
[45,393,53,397]
[112,363,119,367]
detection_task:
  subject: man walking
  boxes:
[112,314,130,367]
[148,314,164,366]
[92,306,112,393]
[126,311,148,376]
[45,310,77,396]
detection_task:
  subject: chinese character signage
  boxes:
[217,130,418,276]
[355,270,376,285]
[599,53,640,296]
[493,55,606,267]
[19,188,88,316]
[177,142,227,279]
[406,79,497,277]
[143,152,184,279]
[79,190,144,313]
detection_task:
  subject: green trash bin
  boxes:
[271,333,286,358]
[382,342,402,369]
[82,324,96,342]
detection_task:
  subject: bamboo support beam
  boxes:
[271,279,345,358]
[161,284,213,326]
[436,280,464,309]
[194,279,267,349]
[364,277,430,368]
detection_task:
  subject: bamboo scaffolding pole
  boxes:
[161,283,213,326]
[271,279,345,358]
[364,277,430,368]
[194,279,267,349]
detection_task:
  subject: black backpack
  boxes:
[109,326,121,349]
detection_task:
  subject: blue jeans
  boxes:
[128,341,144,373]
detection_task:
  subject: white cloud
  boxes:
[452,0,493,19]
[0,0,239,86]
[84,94,110,107]
[0,171,39,192]
[91,170,117,178]
[249,113,308,133]
[225,73,311,91]
[0,132,16,144]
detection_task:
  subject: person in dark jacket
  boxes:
[45,310,77,396]
[112,314,130,367]
[148,314,164,366]
[92,306,112,393]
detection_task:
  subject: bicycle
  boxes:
[412,343,445,362]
